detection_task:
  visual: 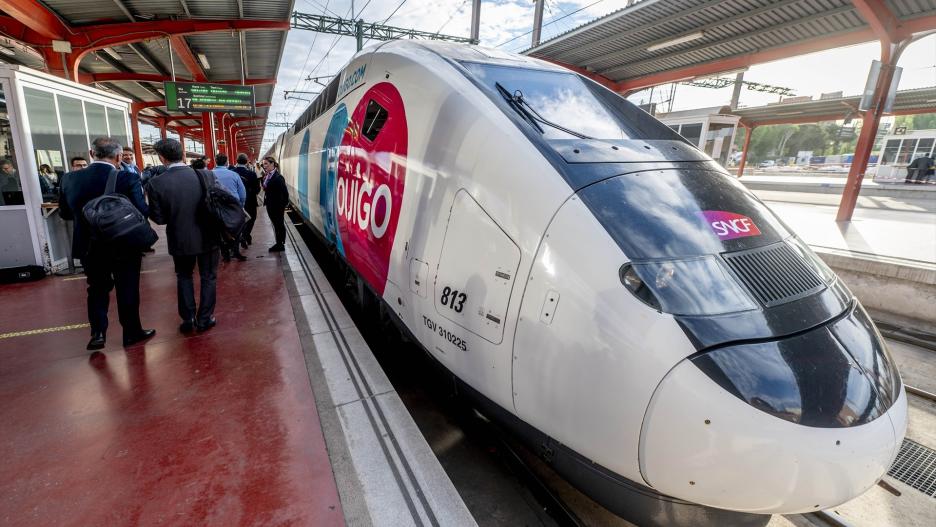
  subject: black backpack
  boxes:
[82,168,158,250]
[195,169,250,241]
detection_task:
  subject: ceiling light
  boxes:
[0,47,14,56]
[647,31,706,52]
[197,53,211,70]
[101,47,121,61]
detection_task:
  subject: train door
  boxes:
[428,189,520,405]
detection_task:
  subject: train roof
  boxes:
[375,40,568,74]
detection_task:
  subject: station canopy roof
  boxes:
[526,0,936,93]
[0,0,293,152]
[732,86,936,126]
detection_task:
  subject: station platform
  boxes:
[0,214,472,527]
[741,174,936,331]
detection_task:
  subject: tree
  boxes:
[912,113,936,130]
[783,125,829,157]
[738,124,796,162]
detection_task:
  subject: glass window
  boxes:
[881,139,901,165]
[58,95,89,176]
[897,138,918,164]
[462,62,685,143]
[106,107,129,149]
[23,87,63,202]
[915,138,934,158]
[0,83,23,206]
[361,99,388,141]
[679,123,703,146]
[85,102,108,141]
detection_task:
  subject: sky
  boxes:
[180,0,936,154]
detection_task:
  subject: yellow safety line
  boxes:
[0,323,90,340]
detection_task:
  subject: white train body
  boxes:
[268,41,907,525]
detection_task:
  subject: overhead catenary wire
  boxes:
[496,0,605,50]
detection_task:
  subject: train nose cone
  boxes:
[638,304,907,513]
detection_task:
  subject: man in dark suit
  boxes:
[120,147,140,176]
[231,153,260,248]
[146,138,221,333]
[59,137,155,351]
[260,156,288,252]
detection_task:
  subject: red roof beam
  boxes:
[87,73,277,85]
[616,29,877,92]
[0,0,67,40]
[169,35,207,82]
[852,0,899,44]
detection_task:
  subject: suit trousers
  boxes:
[267,206,286,246]
[83,250,144,338]
[172,249,220,325]
[243,200,258,240]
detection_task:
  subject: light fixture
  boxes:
[0,47,14,56]
[101,47,121,61]
[776,111,804,116]
[646,31,706,52]
[197,52,211,70]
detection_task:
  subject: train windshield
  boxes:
[462,62,681,142]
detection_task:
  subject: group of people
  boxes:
[905,153,934,184]
[58,136,288,353]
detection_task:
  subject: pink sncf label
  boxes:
[699,211,762,241]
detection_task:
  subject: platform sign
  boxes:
[164,82,255,113]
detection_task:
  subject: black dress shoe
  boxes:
[240,240,248,250]
[87,332,106,351]
[268,244,285,252]
[179,319,195,333]
[196,317,217,332]
[123,329,156,347]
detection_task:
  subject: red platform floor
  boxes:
[0,216,344,526]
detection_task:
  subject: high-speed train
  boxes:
[266,41,907,526]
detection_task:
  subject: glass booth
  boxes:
[871,129,936,183]
[656,106,740,168]
[0,64,132,276]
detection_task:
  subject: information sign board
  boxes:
[164,82,255,113]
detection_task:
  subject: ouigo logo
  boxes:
[699,210,761,241]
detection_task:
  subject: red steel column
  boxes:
[129,106,145,171]
[201,112,215,167]
[836,51,899,221]
[158,118,167,140]
[737,124,754,178]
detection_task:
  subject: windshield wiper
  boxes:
[495,82,544,134]
[494,82,594,140]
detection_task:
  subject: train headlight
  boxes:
[619,263,661,310]
[620,257,756,316]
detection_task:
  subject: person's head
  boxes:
[215,153,228,167]
[70,157,88,171]
[39,164,52,175]
[261,156,279,172]
[120,147,135,165]
[191,157,206,170]
[0,159,14,174]
[236,153,249,165]
[153,138,184,165]
[90,137,122,166]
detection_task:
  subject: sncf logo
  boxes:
[699,211,762,241]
